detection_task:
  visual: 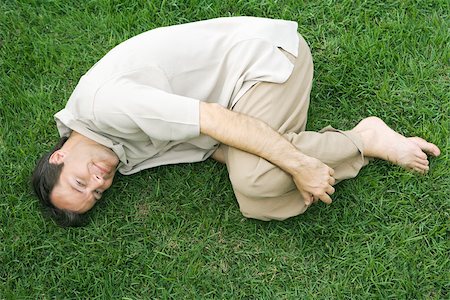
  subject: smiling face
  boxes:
[49,136,119,214]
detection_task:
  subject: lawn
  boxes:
[0,0,449,298]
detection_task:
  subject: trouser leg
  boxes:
[224,34,369,221]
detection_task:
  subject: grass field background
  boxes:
[1,0,449,298]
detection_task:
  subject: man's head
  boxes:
[32,132,119,227]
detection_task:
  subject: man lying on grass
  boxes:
[32,17,440,227]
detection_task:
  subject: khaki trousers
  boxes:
[223,34,369,221]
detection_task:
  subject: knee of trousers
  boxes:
[225,148,307,221]
[234,189,308,221]
[227,152,295,199]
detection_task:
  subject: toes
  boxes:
[414,145,428,160]
[413,167,426,174]
[409,137,441,157]
[409,166,427,174]
[414,150,428,160]
[418,167,429,174]
[424,143,441,157]
[430,144,441,156]
[411,162,430,174]
[415,157,429,166]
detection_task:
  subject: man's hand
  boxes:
[200,102,335,205]
[291,155,335,205]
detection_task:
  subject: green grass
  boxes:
[1,0,449,298]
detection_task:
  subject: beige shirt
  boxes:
[55,17,300,175]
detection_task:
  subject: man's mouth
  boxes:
[94,163,110,174]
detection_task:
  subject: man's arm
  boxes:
[200,102,335,205]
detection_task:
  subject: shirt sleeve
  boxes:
[92,78,200,142]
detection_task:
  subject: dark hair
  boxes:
[32,136,87,227]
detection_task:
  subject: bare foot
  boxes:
[351,117,440,173]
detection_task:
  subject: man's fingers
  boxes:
[320,193,332,204]
[329,176,336,185]
[327,185,335,195]
[329,168,335,176]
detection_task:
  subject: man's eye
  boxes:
[76,180,85,187]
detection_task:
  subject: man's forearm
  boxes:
[199,102,308,175]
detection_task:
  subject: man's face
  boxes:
[50,141,119,213]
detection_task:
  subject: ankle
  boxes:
[350,125,377,158]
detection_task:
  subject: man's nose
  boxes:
[91,174,105,187]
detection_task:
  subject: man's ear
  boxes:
[49,150,67,164]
